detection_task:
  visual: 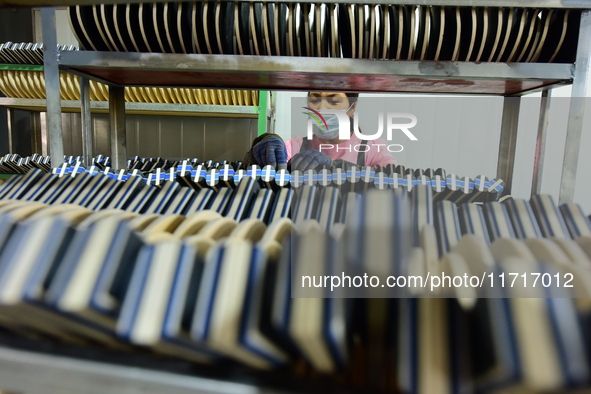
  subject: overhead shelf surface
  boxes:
[58,51,575,96]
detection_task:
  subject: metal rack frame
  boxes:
[55,49,577,185]
[36,4,591,201]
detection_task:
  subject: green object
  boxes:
[0,173,17,179]
[0,63,44,71]
[257,90,268,137]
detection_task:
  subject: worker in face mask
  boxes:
[244,92,398,171]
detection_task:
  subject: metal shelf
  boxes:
[2,0,591,8]
[58,51,575,96]
[0,346,272,394]
[54,45,589,198]
[0,97,259,118]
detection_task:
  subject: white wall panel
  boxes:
[34,8,79,46]
[56,8,78,46]
[274,88,591,214]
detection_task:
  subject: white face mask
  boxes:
[311,102,355,140]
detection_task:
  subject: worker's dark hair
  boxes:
[307,92,359,104]
[345,93,359,103]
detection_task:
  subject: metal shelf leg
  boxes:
[496,96,521,196]
[6,108,15,154]
[531,89,552,196]
[41,6,64,168]
[559,9,591,203]
[80,77,93,168]
[109,85,127,170]
[268,91,276,135]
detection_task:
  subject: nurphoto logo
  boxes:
[304,107,418,153]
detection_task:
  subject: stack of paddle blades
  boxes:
[0,160,505,205]
[0,154,233,175]
[69,2,579,62]
[0,164,590,392]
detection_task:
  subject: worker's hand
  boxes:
[252,135,288,170]
[289,150,331,171]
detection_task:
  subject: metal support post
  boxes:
[39,113,49,156]
[109,85,127,170]
[268,91,276,134]
[6,108,15,154]
[41,7,64,168]
[531,89,551,196]
[496,96,521,196]
[30,112,43,154]
[80,77,93,167]
[559,10,591,203]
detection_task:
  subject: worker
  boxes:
[244,92,398,171]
